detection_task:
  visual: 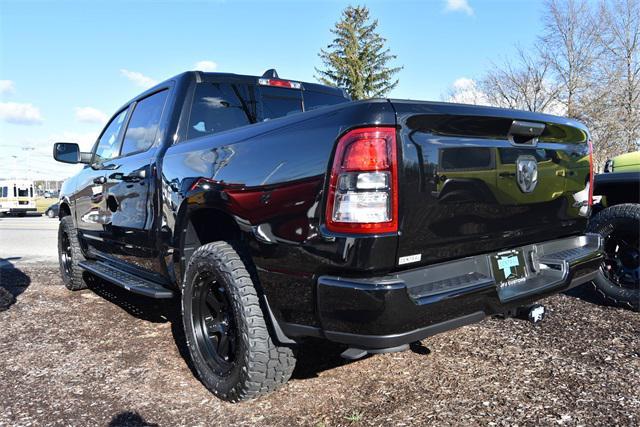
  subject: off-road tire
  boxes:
[181,241,296,402]
[58,216,88,291]
[586,204,639,311]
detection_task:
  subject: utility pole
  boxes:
[10,155,18,180]
[21,147,35,178]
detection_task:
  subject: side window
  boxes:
[187,83,250,140]
[121,90,169,156]
[94,108,128,163]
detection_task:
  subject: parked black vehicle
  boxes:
[45,203,59,218]
[53,70,603,401]
[586,152,640,311]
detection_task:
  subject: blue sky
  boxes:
[0,0,547,180]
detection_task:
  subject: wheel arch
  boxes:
[172,200,295,345]
[58,201,72,218]
[593,172,640,207]
[171,195,249,286]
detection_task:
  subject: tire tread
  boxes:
[182,241,296,402]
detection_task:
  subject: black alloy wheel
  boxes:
[190,271,238,375]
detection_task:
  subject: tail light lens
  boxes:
[588,139,594,207]
[326,127,398,234]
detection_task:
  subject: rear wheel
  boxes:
[58,216,88,291]
[586,204,639,311]
[181,241,296,402]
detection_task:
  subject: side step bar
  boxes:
[79,260,174,299]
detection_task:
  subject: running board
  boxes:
[79,260,174,299]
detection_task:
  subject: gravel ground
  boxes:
[0,262,638,427]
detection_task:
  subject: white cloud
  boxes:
[75,106,108,124]
[120,69,158,88]
[452,77,475,90]
[447,77,487,105]
[49,131,98,151]
[0,102,43,125]
[0,80,16,96]
[194,60,218,72]
[445,0,474,16]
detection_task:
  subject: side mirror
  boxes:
[53,142,92,164]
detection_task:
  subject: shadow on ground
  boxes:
[83,273,198,375]
[108,411,158,427]
[84,272,434,382]
[0,257,31,312]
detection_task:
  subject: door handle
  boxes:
[93,176,106,184]
[499,172,516,178]
[122,169,147,182]
[127,169,146,179]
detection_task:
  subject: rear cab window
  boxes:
[257,86,303,121]
[257,86,348,121]
[181,78,350,142]
[302,89,349,111]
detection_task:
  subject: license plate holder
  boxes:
[490,249,527,289]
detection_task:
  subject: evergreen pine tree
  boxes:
[316,5,402,100]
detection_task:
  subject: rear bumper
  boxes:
[281,234,603,349]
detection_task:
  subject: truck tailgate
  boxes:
[392,100,591,267]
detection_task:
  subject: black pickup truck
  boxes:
[53,69,603,401]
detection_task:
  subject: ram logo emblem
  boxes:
[516,155,538,193]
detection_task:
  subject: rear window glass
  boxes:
[18,188,29,197]
[303,90,348,111]
[259,86,303,121]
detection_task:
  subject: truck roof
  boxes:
[152,70,346,97]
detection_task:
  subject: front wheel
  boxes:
[46,209,55,218]
[586,204,639,311]
[181,241,296,402]
[58,216,88,291]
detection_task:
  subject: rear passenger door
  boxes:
[100,89,170,272]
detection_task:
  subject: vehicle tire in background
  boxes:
[181,241,296,402]
[46,209,55,218]
[58,216,88,291]
[586,204,640,311]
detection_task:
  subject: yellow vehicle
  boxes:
[436,146,589,207]
[0,180,37,216]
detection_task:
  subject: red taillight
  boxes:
[341,137,389,170]
[588,139,594,206]
[326,127,398,234]
[258,78,302,89]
